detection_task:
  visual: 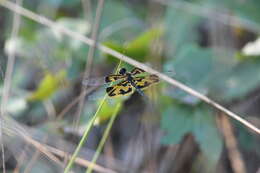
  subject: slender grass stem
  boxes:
[86,103,121,173]
[64,95,108,173]
[64,61,122,172]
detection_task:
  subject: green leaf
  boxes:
[100,1,134,31]
[27,70,67,101]
[165,6,201,56]
[79,94,124,126]
[209,58,260,101]
[164,44,213,104]
[102,41,125,64]
[173,45,213,87]
[193,105,223,164]
[161,103,194,144]
[94,98,123,125]
[210,0,260,24]
[125,27,164,61]
[161,102,222,166]
[103,27,163,64]
[237,122,260,156]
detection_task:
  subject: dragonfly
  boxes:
[83,67,159,97]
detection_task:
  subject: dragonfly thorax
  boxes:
[119,68,127,75]
[119,68,134,81]
[126,73,134,81]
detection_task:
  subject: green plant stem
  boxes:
[64,95,108,173]
[86,103,121,173]
[64,61,122,172]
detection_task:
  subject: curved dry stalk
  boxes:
[46,145,118,173]
[21,133,64,167]
[20,129,118,173]
[1,115,118,173]
[0,0,259,135]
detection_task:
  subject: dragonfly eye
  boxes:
[119,68,126,75]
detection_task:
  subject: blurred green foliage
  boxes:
[104,27,163,65]
[161,99,222,165]
[1,0,260,171]
[27,70,67,101]
[94,97,123,125]
[160,0,260,168]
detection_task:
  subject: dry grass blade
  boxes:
[23,137,48,173]
[0,0,259,134]
[2,115,118,173]
[21,133,64,167]
[46,145,118,173]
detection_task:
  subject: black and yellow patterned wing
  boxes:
[106,80,134,97]
[105,74,127,83]
[130,68,145,75]
[133,74,159,90]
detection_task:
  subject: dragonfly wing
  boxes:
[83,74,126,86]
[130,67,145,75]
[133,75,159,90]
[106,80,134,97]
[82,77,106,86]
[85,86,107,100]
[105,74,127,83]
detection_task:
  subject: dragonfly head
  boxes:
[119,68,126,75]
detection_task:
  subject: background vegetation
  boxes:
[0,0,259,172]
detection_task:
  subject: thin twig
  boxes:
[217,114,246,173]
[0,0,259,134]
[23,137,48,173]
[0,0,22,172]
[21,133,64,167]
[74,0,105,134]
[56,87,97,120]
